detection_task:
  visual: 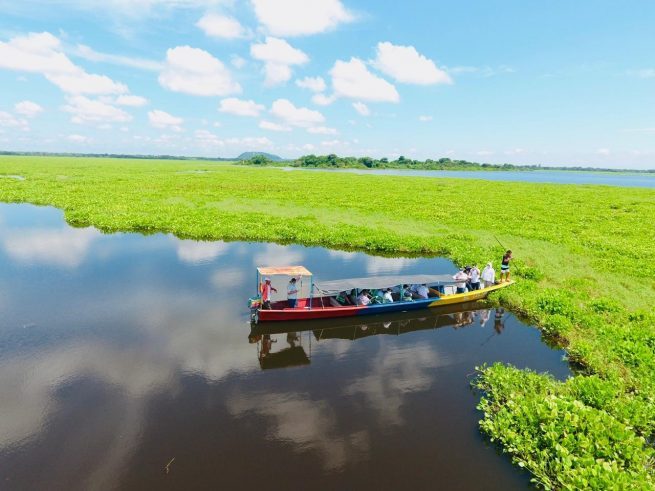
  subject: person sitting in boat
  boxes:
[261,277,277,310]
[348,289,358,305]
[357,289,372,306]
[401,286,414,302]
[336,291,353,305]
[287,277,299,308]
[416,284,430,299]
[371,289,385,304]
[383,288,394,304]
[453,269,469,294]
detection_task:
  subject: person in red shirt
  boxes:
[261,277,277,310]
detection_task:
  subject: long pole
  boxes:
[492,234,507,250]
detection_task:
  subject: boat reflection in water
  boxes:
[249,301,506,369]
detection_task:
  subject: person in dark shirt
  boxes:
[500,250,513,283]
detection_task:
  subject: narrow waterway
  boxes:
[0,203,570,490]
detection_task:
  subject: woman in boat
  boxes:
[261,278,277,309]
[469,264,481,290]
[453,269,469,294]
[482,262,495,288]
[500,250,513,283]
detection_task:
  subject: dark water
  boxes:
[0,204,570,490]
[282,167,655,188]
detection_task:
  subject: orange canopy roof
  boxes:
[257,266,312,276]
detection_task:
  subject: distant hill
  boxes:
[236,152,283,161]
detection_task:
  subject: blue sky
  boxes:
[0,0,654,168]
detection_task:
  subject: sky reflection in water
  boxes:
[0,204,569,490]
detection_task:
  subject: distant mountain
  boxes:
[236,152,283,161]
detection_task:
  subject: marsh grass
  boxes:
[1,155,654,488]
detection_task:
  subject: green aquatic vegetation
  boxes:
[1,155,654,488]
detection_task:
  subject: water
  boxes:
[282,167,655,188]
[0,204,570,490]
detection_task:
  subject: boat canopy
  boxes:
[315,274,456,294]
[257,266,312,276]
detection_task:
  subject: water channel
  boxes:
[282,167,655,188]
[0,203,571,490]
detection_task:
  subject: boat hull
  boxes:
[256,281,513,322]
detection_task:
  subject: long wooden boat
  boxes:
[251,266,513,323]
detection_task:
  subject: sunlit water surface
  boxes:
[0,204,570,490]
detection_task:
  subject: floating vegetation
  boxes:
[0,154,654,487]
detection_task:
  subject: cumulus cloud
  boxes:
[196,13,248,39]
[67,134,89,143]
[296,76,326,92]
[148,109,183,131]
[259,120,292,132]
[250,37,309,86]
[230,55,247,69]
[14,101,43,117]
[372,42,451,85]
[270,99,325,127]
[418,115,432,122]
[114,95,148,107]
[63,96,132,124]
[0,32,128,95]
[252,0,353,37]
[224,136,272,148]
[330,57,399,102]
[159,46,241,96]
[218,97,264,117]
[312,93,337,106]
[0,111,29,130]
[352,101,370,116]
[194,129,224,146]
[307,126,337,135]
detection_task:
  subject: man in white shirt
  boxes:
[287,277,299,308]
[482,262,495,288]
[453,269,469,294]
[383,289,394,303]
[469,264,481,291]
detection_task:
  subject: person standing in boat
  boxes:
[500,250,513,282]
[469,264,481,291]
[482,262,495,288]
[261,277,277,310]
[287,277,299,308]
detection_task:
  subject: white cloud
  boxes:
[418,115,432,122]
[259,120,292,132]
[302,143,315,151]
[67,134,89,143]
[352,101,370,116]
[63,96,132,124]
[476,150,494,156]
[504,148,524,155]
[596,148,610,156]
[72,44,163,71]
[307,126,337,135]
[14,100,43,117]
[176,239,228,264]
[321,139,346,147]
[330,58,399,102]
[224,136,272,148]
[270,98,325,127]
[115,95,148,107]
[372,42,452,85]
[252,0,353,37]
[0,111,29,130]
[250,37,309,86]
[0,32,129,95]
[159,45,241,96]
[194,129,224,146]
[148,109,182,131]
[296,76,326,92]
[218,97,264,117]
[230,54,246,69]
[196,13,248,39]
[312,93,336,106]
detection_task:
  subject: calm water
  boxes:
[282,167,655,188]
[0,204,570,490]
